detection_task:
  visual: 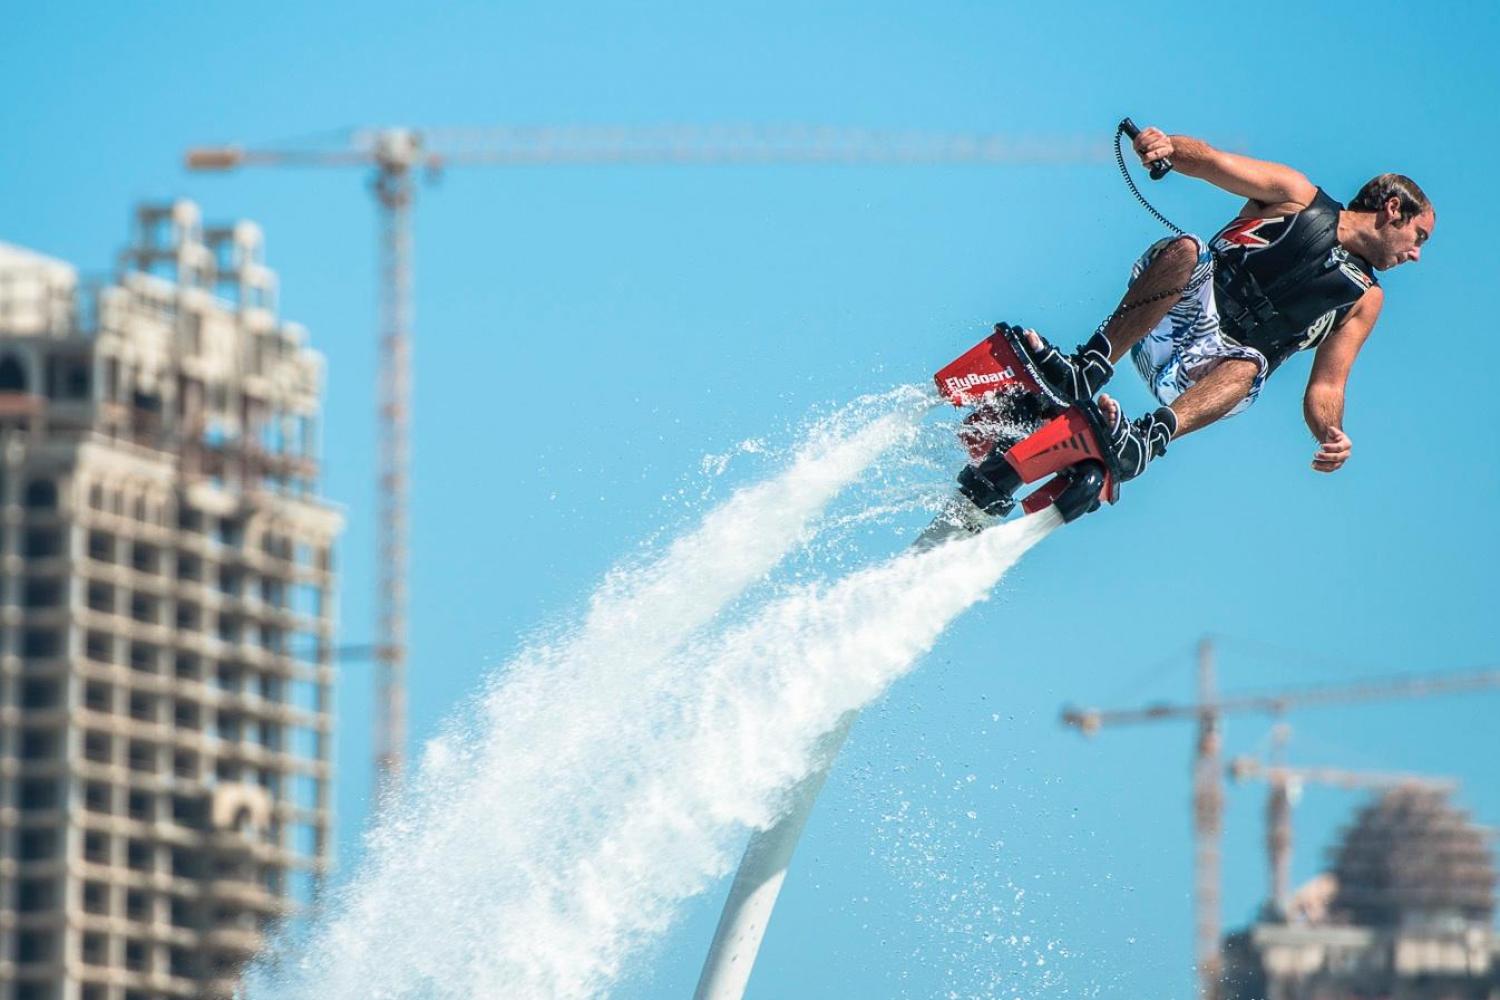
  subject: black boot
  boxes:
[1106,404,1177,482]
[1015,326,1115,403]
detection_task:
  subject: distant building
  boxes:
[0,202,342,1000]
[1222,787,1499,1000]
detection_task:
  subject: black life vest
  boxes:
[1210,188,1378,373]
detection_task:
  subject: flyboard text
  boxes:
[943,367,1015,396]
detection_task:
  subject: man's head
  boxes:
[1349,173,1434,270]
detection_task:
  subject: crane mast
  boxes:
[372,131,418,790]
[1191,639,1223,1000]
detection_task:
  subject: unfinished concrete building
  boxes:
[0,201,342,1000]
[1222,787,1499,1000]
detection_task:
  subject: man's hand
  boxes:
[1132,126,1174,169]
[1312,426,1352,473]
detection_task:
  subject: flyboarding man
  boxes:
[695,123,1439,1000]
[1015,125,1435,481]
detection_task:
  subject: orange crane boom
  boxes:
[1062,666,1500,734]
[186,125,1108,171]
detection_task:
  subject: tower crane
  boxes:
[1059,640,1500,1000]
[1226,752,1456,921]
[184,124,1109,794]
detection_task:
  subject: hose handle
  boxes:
[1119,117,1174,180]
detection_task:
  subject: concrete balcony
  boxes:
[206,923,263,957]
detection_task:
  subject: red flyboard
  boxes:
[933,329,1041,406]
[933,325,1121,521]
[1005,405,1119,513]
[936,327,1056,462]
[1003,406,1102,483]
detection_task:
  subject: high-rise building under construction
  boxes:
[0,201,341,1000]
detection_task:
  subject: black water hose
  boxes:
[1116,118,1183,236]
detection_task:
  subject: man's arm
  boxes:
[1304,286,1384,473]
[1132,127,1318,212]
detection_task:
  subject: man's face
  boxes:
[1373,198,1435,270]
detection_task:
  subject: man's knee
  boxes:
[1133,236,1200,293]
[1154,236,1201,276]
[1210,357,1260,386]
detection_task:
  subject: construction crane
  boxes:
[1227,751,1456,920]
[1060,640,1500,1000]
[184,124,1109,794]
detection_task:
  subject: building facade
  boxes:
[1223,788,1499,1000]
[0,202,341,1000]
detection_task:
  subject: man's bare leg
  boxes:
[1165,358,1258,436]
[1097,358,1258,438]
[1095,236,1201,361]
[1022,235,1200,380]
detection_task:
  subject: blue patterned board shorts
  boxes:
[1127,235,1269,417]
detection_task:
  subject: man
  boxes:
[1018,125,1435,480]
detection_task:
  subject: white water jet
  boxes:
[250,391,1056,1000]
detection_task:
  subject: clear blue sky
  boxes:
[5,3,1498,996]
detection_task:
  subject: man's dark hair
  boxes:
[1349,174,1431,221]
